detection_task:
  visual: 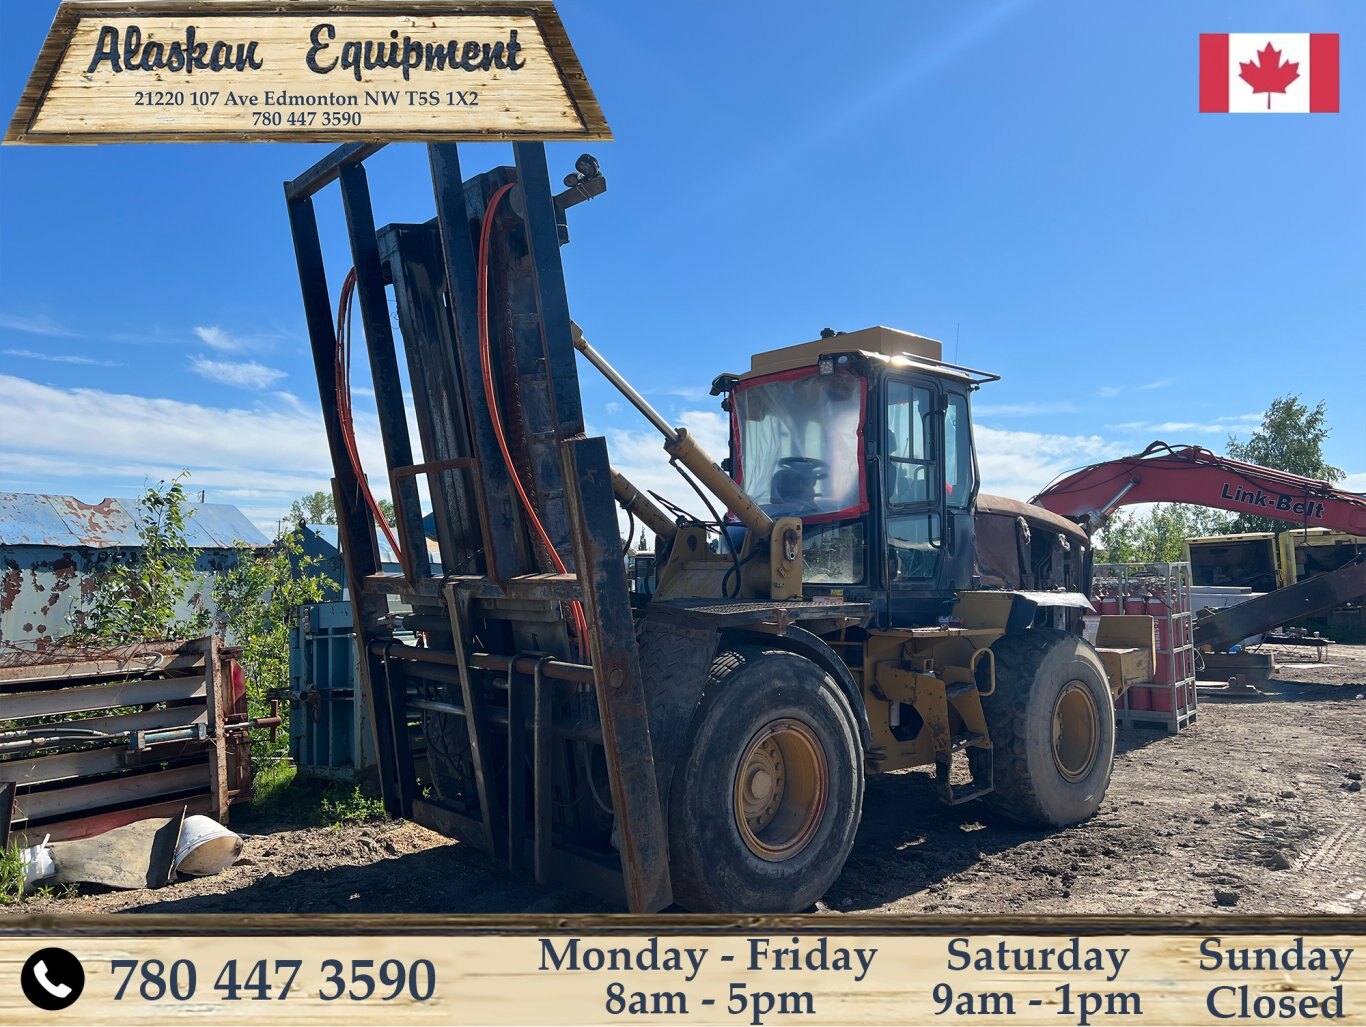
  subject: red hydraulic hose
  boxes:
[477,184,589,656]
[335,266,405,561]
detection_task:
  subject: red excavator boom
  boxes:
[1031,441,1366,536]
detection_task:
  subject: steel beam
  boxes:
[285,142,385,202]
[380,223,484,576]
[339,162,429,584]
[441,584,498,854]
[513,142,586,439]
[561,435,672,913]
[428,143,525,582]
[287,190,403,817]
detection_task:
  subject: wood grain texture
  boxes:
[3,913,1363,936]
[0,930,1359,1025]
[5,1,610,143]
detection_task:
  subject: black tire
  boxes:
[668,648,863,912]
[983,628,1115,827]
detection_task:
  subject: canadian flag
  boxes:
[1200,33,1339,112]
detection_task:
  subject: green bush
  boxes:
[213,532,332,764]
[0,844,24,906]
[318,786,387,826]
[69,475,210,642]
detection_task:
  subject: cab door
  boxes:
[883,375,946,592]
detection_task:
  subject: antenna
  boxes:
[954,322,961,363]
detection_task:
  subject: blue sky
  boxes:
[1,0,1362,534]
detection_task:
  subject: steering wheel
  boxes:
[776,456,830,480]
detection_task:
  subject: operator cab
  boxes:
[718,326,998,627]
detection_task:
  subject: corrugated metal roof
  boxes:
[0,492,270,549]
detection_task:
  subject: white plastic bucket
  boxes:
[173,816,243,877]
[21,835,55,890]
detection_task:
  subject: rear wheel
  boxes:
[668,648,863,912]
[983,628,1114,826]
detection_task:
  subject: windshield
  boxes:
[732,369,866,520]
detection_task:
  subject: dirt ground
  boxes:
[11,643,1365,918]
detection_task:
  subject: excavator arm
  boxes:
[1032,441,1366,659]
[1030,441,1366,536]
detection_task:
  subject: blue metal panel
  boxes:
[288,601,375,781]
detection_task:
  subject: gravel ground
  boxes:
[10,643,1364,917]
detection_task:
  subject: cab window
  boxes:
[885,381,937,507]
[944,393,973,509]
[885,379,941,581]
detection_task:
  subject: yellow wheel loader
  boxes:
[286,144,1111,913]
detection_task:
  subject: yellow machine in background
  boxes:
[1185,529,1366,592]
[1185,529,1366,644]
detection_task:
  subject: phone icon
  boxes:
[20,947,84,1010]
[33,960,73,999]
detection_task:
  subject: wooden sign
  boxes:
[4,1,609,144]
[1,924,1364,1025]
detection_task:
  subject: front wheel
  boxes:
[668,648,863,912]
[983,628,1115,827]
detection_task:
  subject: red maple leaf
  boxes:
[1238,42,1300,109]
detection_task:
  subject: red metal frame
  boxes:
[731,366,869,524]
[1033,441,1366,535]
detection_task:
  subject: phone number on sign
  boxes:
[110,958,435,1002]
[249,110,362,127]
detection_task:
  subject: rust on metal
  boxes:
[0,637,249,844]
[0,492,268,647]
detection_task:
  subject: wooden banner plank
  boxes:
[5,1,610,144]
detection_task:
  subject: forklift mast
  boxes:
[284,142,670,913]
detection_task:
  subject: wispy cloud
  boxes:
[189,356,287,389]
[192,324,295,354]
[1107,413,1262,436]
[659,385,713,402]
[975,426,1128,501]
[0,374,380,534]
[194,325,249,353]
[3,348,119,367]
[975,400,1078,418]
[0,313,79,338]
[270,391,309,414]
[1097,379,1170,399]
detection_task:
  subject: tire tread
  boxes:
[984,627,1086,826]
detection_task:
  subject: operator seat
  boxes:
[771,461,818,506]
[886,431,929,505]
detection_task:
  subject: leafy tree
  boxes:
[1225,395,1344,533]
[289,490,336,526]
[288,490,396,528]
[212,533,332,761]
[70,476,210,642]
[1092,508,1145,565]
[1094,504,1234,565]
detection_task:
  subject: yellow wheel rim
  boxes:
[733,719,829,861]
[1052,681,1100,782]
